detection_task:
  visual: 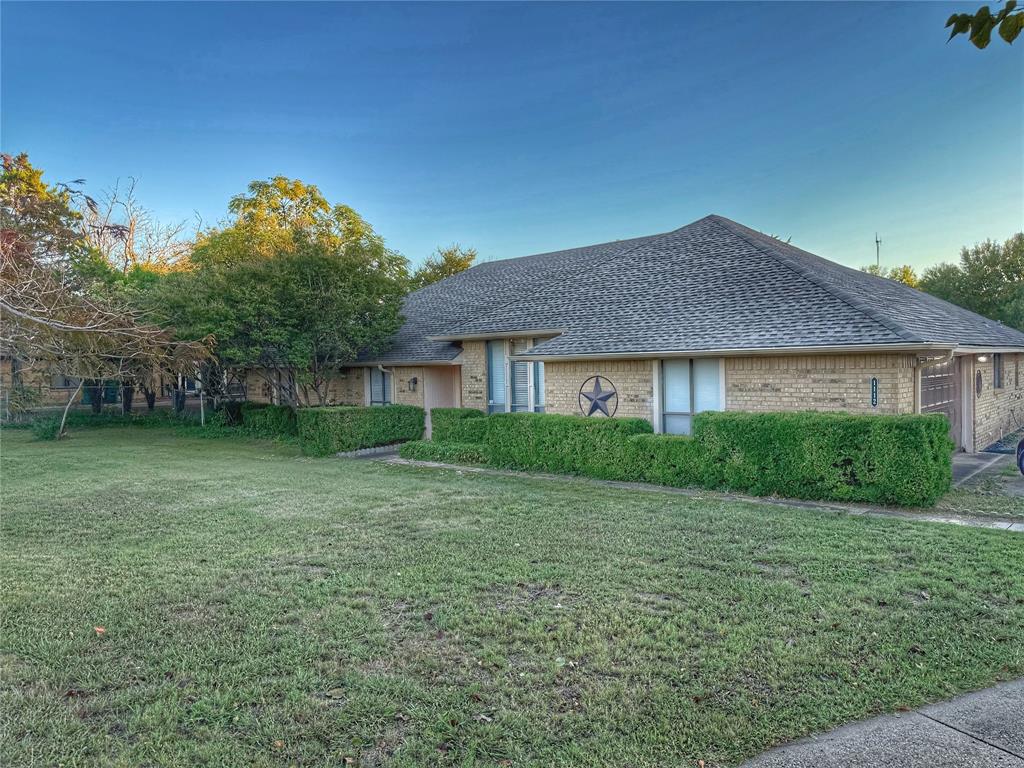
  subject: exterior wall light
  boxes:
[409,376,418,392]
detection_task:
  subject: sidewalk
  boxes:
[383,456,1024,533]
[742,679,1024,767]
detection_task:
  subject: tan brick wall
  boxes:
[971,353,1024,451]
[324,367,365,406]
[392,366,425,408]
[460,341,488,411]
[725,354,917,415]
[1,358,88,407]
[543,360,654,421]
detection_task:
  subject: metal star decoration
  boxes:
[580,377,617,416]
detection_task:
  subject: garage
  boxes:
[921,357,962,450]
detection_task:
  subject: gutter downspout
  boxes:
[915,349,955,413]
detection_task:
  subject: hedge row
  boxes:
[486,412,653,477]
[692,411,953,506]
[417,409,953,507]
[240,402,297,437]
[398,440,490,465]
[297,405,424,456]
[430,408,489,443]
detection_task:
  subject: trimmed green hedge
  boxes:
[485,412,653,477]
[297,405,424,456]
[430,408,489,443]
[692,411,953,506]
[416,408,953,507]
[624,433,706,487]
[399,440,489,465]
[240,402,297,437]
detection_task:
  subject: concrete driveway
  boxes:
[742,679,1024,767]
[952,452,1011,486]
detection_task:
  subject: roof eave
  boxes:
[353,357,463,367]
[953,344,1024,354]
[426,328,568,342]
[511,342,955,362]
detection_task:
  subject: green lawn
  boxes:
[2,428,1023,768]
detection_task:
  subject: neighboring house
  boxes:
[261,215,1024,451]
[0,353,87,413]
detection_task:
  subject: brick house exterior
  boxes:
[241,215,1024,450]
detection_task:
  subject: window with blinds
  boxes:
[662,358,722,434]
[487,338,544,413]
[486,340,506,414]
[510,339,530,412]
[369,368,392,405]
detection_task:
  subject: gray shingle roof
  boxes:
[372,215,1024,362]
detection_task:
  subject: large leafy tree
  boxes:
[151,177,409,406]
[860,263,919,287]
[410,244,477,290]
[919,233,1024,331]
[0,154,208,435]
[946,1,1022,48]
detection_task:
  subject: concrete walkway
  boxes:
[953,451,1010,486]
[383,456,1024,533]
[742,679,1024,767]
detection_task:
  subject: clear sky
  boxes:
[2,1,1021,270]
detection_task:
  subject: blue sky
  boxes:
[2,1,1021,270]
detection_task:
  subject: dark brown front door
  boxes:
[921,357,962,450]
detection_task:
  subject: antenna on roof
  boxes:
[875,233,882,268]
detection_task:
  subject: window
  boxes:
[51,374,80,389]
[487,338,545,414]
[486,340,506,414]
[369,368,392,405]
[994,353,1004,389]
[533,361,545,413]
[510,339,530,412]
[661,358,722,435]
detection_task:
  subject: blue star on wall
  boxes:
[581,378,616,416]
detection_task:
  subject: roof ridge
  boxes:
[466,231,669,271]
[706,216,922,344]
[438,227,688,338]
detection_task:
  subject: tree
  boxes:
[410,244,477,290]
[149,176,408,407]
[860,263,919,287]
[919,233,1024,331]
[0,154,209,436]
[77,177,191,277]
[946,0,1022,48]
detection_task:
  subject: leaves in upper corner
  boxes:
[946,1,1022,47]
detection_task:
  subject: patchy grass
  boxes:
[2,428,1023,768]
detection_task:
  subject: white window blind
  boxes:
[662,358,722,434]
[370,368,391,405]
[510,338,530,411]
[487,340,506,414]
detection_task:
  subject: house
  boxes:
[262,215,1024,451]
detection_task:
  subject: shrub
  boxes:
[297,405,424,456]
[484,412,653,478]
[29,417,61,441]
[624,433,706,487]
[431,408,489,443]
[222,400,245,426]
[399,440,489,465]
[241,402,297,437]
[404,409,952,507]
[692,411,953,506]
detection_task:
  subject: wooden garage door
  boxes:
[921,357,961,449]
